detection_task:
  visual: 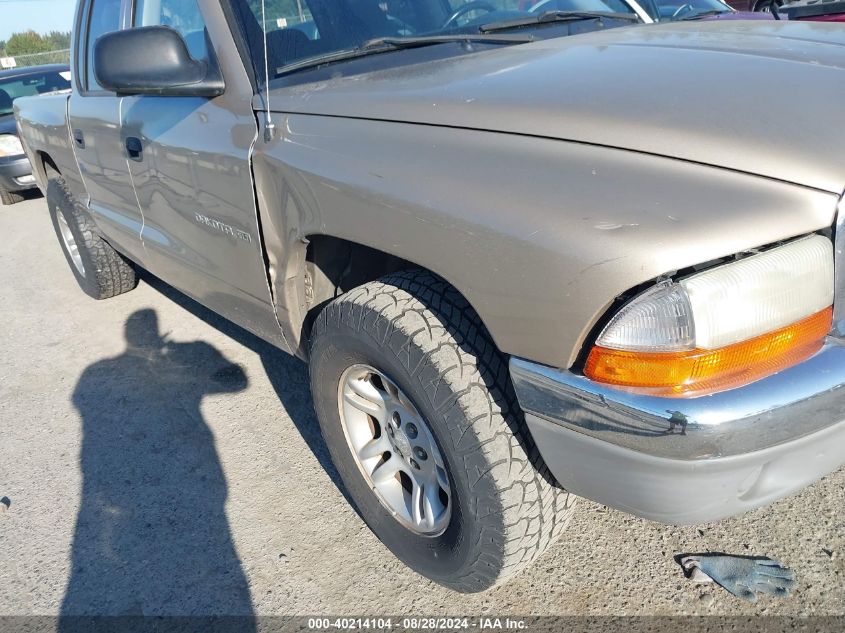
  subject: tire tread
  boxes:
[48,178,137,299]
[0,188,25,205]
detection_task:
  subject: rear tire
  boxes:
[309,270,575,592]
[46,177,137,299]
[0,187,25,205]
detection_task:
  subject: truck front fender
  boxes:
[252,115,838,369]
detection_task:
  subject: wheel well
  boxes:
[39,152,60,180]
[296,235,501,360]
[300,235,414,339]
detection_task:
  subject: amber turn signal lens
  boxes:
[585,306,833,397]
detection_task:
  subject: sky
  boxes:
[0,0,77,42]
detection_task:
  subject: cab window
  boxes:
[84,0,122,91]
[133,0,210,61]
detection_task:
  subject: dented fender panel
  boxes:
[251,115,838,368]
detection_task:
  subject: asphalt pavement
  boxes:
[1,195,843,617]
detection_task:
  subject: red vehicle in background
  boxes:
[781,0,845,20]
[726,0,781,12]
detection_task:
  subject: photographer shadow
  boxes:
[61,308,256,625]
[138,272,339,485]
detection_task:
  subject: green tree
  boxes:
[45,31,72,50]
[5,30,52,56]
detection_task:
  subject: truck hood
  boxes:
[270,21,845,193]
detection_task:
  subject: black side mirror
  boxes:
[94,26,224,97]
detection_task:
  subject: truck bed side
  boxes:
[15,93,86,205]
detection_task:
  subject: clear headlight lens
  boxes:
[586,234,834,396]
[596,282,695,352]
[0,134,24,158]
[682,234,833,349]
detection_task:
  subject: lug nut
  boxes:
[405,423,418,439]
[413,447,427,460]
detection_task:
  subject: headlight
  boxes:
[0,134,24,158]
[585,234,833,396]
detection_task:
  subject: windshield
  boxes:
[230,0,639,80]
[636,0,731,20]
[0,69,71,117]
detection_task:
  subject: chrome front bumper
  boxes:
[510,338,845,524]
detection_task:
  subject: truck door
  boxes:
[120,0,274,331]
[67,0,147,264]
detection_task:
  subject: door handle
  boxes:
[72,129,85,149]
[125,136,143,161]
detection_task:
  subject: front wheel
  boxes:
[309,270,575,592]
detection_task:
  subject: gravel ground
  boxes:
[1,195,843,618]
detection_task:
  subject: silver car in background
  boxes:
[0,64,70,205]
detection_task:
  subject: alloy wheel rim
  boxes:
[57,213,85,276]
[338,364,451,536]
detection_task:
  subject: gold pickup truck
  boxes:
[15,0,845,592]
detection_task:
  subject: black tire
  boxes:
[0,187,25,205]
[46,177,137,299]
[309,270,575,592]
